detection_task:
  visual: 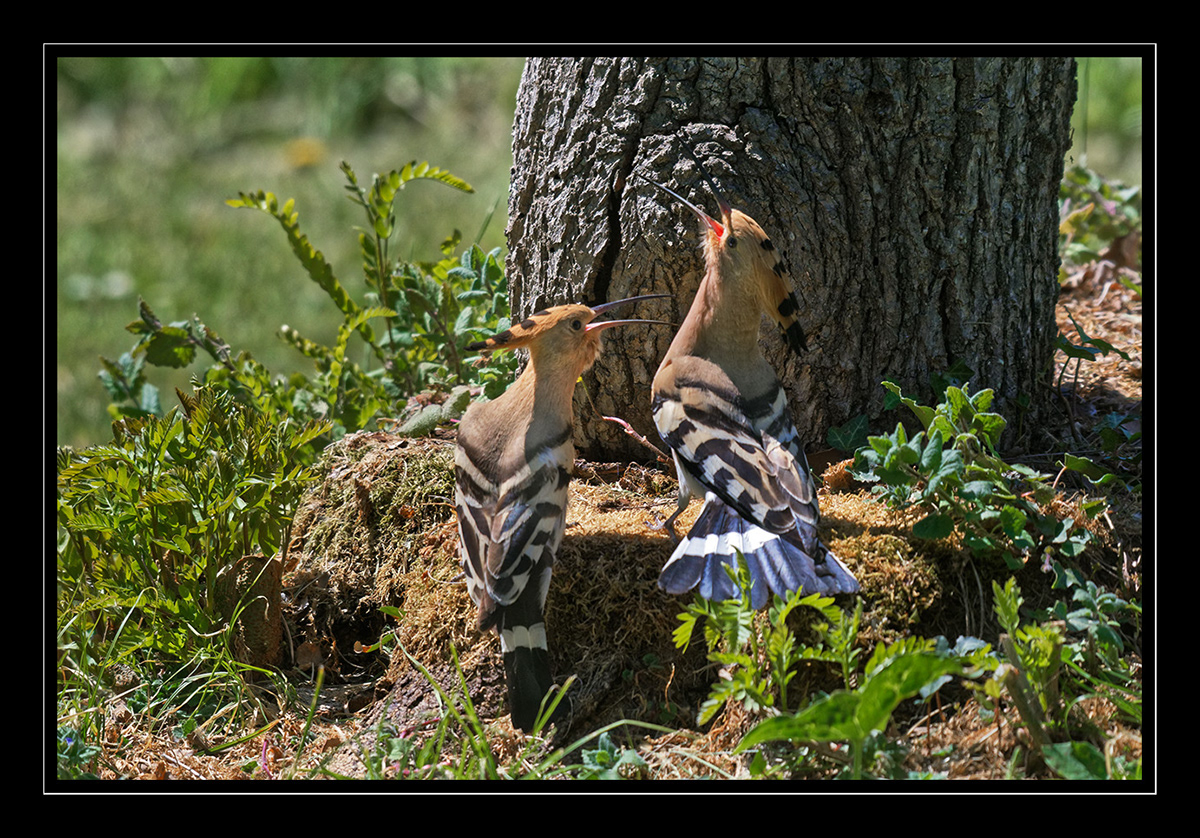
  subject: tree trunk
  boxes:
[508,56,1076,461]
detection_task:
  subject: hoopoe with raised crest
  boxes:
[455,294,668,731]
[640,152,859,610]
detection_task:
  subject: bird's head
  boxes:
[638,154,808,355]
[468,294,671,374]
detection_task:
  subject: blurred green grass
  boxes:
[55,56,524,447]
[54,55,1142,448]
[1069,56,1143,186]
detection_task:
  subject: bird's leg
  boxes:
[646,486,689,546]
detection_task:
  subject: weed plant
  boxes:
[56,157,515,778]
[849,380,1104,571]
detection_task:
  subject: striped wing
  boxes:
[454,436,571,730]
[455,443,570,621]
[652,355,858,606]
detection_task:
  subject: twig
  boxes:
[602,414,670,462]
[577,374,670,462]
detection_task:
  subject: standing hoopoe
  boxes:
[455,294,668,731]
[641,154,859,610]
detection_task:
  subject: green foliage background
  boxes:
[56,56,524,447]
[1070,56,1142,186]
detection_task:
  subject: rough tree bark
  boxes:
[507,56,1076,462]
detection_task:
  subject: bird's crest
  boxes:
[467,305,593,352]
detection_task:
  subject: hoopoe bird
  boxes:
[454,294,668,731]
[640,155,859,610]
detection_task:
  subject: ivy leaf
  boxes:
[827,414,870,453]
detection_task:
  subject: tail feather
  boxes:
[500,626,557,732]
[751,534,796,605]
[659,493,858,608]
[496,565,569,732]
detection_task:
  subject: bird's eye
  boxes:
[571,319,583,331]
[727,235,738,249]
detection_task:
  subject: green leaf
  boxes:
[142,326,197,369]
[454,305,476,334]
[959,480,995,500]
[138,382,163,415]
[672,611,698,653]
[344,306,397,333]
[289,420,334,451]
[579,732,647,780]
[739,653,962,748]
[919,429,944,472]
[924,447,964,497]
[913,513,954,539]
[999,505,1028,538]
[398,160,475,193]
[971,413,1007,450]
[867,432,894,458]
[1043,740,1108,780]
[1066,310,1132,361]
[882,381,935,431]
[1059,201,1095,235]
[899,429,924,466]
[969,387,994,413]
[944,386,971,428]
[743,691,867,744]
[138,486,192,507]
[992,577,1023,638]
[930,360,975,397]
[405,286,437,317]
[1057,334,1099,361]
[1063,453,1109,481]
[854,653,963,733]
[827,414,870,453]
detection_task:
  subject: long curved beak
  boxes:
[585,317,674,334]
[680,144,735,227]
[587,293,673,334]
[635,174,725,239]
[590,293,671,316]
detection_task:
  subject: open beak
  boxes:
[586,293,674,333]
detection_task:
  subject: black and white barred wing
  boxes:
[455,443,569,628]
[653,356,859,608]
[454,442,570,730]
